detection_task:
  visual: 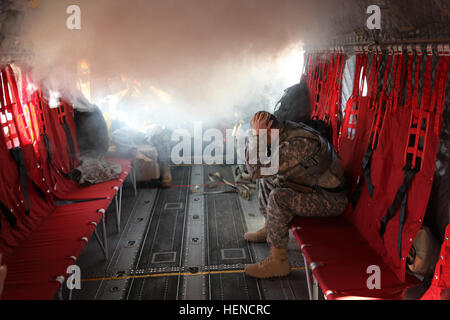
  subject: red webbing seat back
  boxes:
[339,97,375,199]
[340,47,395,216]
[32,83,60,191]
[329,51,346,147]
[45,100,79,173]
[340,49,368,146]
[347,46,448,281]
[39,95,81,197]
[307,51,324,118]
[313,51,333,121]
[338,48,381,196]
[0,65,56,258]
[0,65,56,194]
[378,46,449,280]
[13,65,56,195]
[306,50,346,146]
[302,45,450,282]
[0,117,25,256]
[56,100,80,169]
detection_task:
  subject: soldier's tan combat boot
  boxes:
[160,162,172,188]
[245,247,291,279]
[244,225,267,243]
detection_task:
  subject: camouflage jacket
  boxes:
[246,121,346,192]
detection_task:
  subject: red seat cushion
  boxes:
[55,158,131,201]
[291,216,420,300]
[2,199,111,300]
[291,216,362,247]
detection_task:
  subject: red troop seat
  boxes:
[0,64,135,300]
[293,46,450,300]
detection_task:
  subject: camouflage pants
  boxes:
[258,178,348,249]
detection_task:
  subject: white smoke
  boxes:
[13,0,337,129]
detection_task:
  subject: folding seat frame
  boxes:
[115,164,138,233]
[87,163,137,260]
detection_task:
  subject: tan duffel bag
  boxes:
[407,226,441,278]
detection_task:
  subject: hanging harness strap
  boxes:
[349,49,380,206]
[379,46,436,258]
[350,48,395,207]
[363,49,393,196]
[307,52,315,91]
[42,133,53,164]
[9,146,47,209]
[9,147,30,215]
[57,103,77,171]
[63,122,76,168]
[34,86,67,182]
[331,50,346,147]
[35,88,54,166]
[368,48,382,111]
[0,200,17,230]
[322,51,340,122]
[350,176,363,208]
[313,52,323,115]
[304,52,311,84]
[433,45,450,136]
[379,162,419,241]
[401,46,414,108]
[390,46,404,114]
[397,46,409,108]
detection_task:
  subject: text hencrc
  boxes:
[178,304,271,317]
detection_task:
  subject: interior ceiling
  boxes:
[0,0,450,52]
[327,0,450,46]
[0,0,23,58]
[1,0,449,59]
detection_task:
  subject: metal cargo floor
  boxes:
[66,165,309,300]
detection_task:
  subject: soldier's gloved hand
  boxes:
[250,111,274,134]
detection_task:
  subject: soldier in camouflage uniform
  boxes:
[112,125,173,187]
[244,111,348,279]
[145,125,173,188]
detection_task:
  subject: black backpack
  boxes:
[74,105,110,158]
[274,78,310,124]
[302,119,333,143]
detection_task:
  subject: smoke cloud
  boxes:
[14,0,338,128]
